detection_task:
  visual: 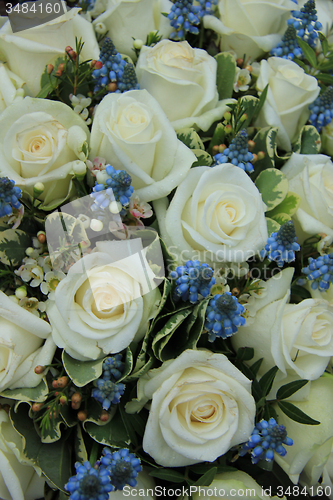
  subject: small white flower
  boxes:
[40,271,66,300]
[18,296,46,317]
[70,94,92,125]
[15,258,44,286]
[234,68,251,92]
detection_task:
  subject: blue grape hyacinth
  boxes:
[302,252,333,291]
[64,461,114,500]
[168,0,218,40]
[239,418,293,464]
[287,0,322,49]
[214,129,254,173]
[309,86,333,133]
[90,165,134,213]
[205,292,245,342]
[260,220,300,268]
[170,260,216,303]
[0,177,22,217]
[100,448,142,490]
[270,25,302,60]
[92,355,125,410]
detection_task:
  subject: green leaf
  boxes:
[237,347,254,362]
[259,366,279,397]
[296,36,317,67]
[149,468,186,483]
[252,84,269,124]
[250,358,263,377]
[190,464,235,475]
[10,404,71,490]
[85,408,130,446]
[277,401,320,425]
[74,424,88,463]
[208,123,225,154]
[177,128,204,150]
[0,378,48,402]
[319,32,329,56]
[238,95,259,129]
[269,213,290,226]
[267,191,301,218]
[251,127,278,179]
[266,217,280,236]
[0,229,32,266]
[316,73,333,85]
[215,52,236,99]
[291,284,311,300]
[62,351,104,387]
[194,467,217,486]
[191,149,213,167]
[263,404,278,422]
[252,379,263,402]
[255,168,289,211]
[293,125,321,154]
[118,347,133,382]
[277,380,309,400]
[152,308,192,361]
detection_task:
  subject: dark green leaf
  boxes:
[291,284,311,300]
[277,401,320,425]
[296,36,317,67]
[250,358,263,377]
[319,32,329,56]
[277,379,309,400]
[316,73,333,85]
[62,351,104,387]
[208,123,225,154]
[259,366,279,397]
[252,84,268,123]
[263,404,278,422]
[84,408,130,446]
[215,52,236,99]
[0,378,48,402]
[149,469,185,483]
[0,229,32,266]
[252,379,263,402]
[194,467,217,486]
[237,347,254,362]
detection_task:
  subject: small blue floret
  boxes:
[100,448,142,490]
[214,129,254,173]
[0,177,22,218]
[64,461,114,500]
[260,220,300,268]
[170,260,216,303]
[302,252,333,291]
[205,292,245,341]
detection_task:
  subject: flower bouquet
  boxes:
[1,0,333,499]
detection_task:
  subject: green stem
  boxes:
[198,24,205,49]
[89,440,100,467]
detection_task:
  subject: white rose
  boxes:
[47,239,160,361]
[281,153,333,241]
[93,0,172,60]
[255,57,320,151]
[128,349,255,467]
[154,164,268,264]
[0,405,45,500]
[203,0,295,61]
[0,62,24,114]
[0,8,99,96]
[183,471,285,499]
[0,291,55,391]
[90,90,196,202]
[273,376,333,488]
[0,97,89,210]
[136,39,232,131]
[232,268,333,383]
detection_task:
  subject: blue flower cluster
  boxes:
[100,448,142,490]
[213,129,254,173]
[91,165,134,212]
[92,355,125,411]
[170,260,216,303]
[205,292,245,342]
[65,447,142,499]
[271,0,321,60]
[168,0,218,40]
[302,252,333,291]
[239,418,293,464]
[92,37,139,94]
[260,220,300,268]
[0,177,22,217]
[64,461,114,500]
[309,86,333,133]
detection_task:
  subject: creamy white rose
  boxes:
[273,376,333,488]
[281,153,333,241]
[0,63,24,114]
[232,268,333,382]
[154,164,268,264]
[136,39,232,130]
[93,0,172,60]
[0,291,55,391]
[255,57,320,151]
[47,240,160,361]
[0,405,45,500]
[203,0,295,61]
[90,89,196,202]
[0,8,99,96]
[127,349,255,467]
[0,97,89,210]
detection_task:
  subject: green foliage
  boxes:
[0,379,48,402]
[215,52,236,99]
[259,366,279,397]
[292,125,321,154]
[266,217,281,236]
[177,128,205,150]
[0,229,32,266]
[276,379,309,400]
[267,192,301,219]
[84,408,130,447]
[277,401,320,425]
[191,149,213,167]
[255,169,289,211]
[62,352,104,388]
[251,127,277,179]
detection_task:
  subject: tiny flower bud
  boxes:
[33,182,44,197]
[60,396,67,405]
[223,111,231,122]
[65,46,73,53]
[90,219,104,232]
[58,63,65,72]
[95,22,107,35]
[47,64,54,74]
[26,247,34,256]
[100,410,109,422]
[56,376,69,388]
[251,153,258,163]
[224,124,233,134]
[133,39,144,50]
[95,61,103,70]
[240,113,248,123]
[106,82,118,92]
[32,403,43,412]
[15,286,27,299]
[34,365,45,375]
[257,151,265,160]
[68,50,77,60]
[109,201,122,214]
[37,231,46,244]
[55,69,62,77]
[54,392,59,396]
[72,160,87,178]
[212,145,220,154]
[90,60,97,69]
[77,410,88,422]
[52,380,58,389]
[71,392,82,405]
[71,401,81,410]
[218,144,227,153]
[248,140,255,151]
[232,287,240,296]
[245,65,252,72]
[236,58,243,66]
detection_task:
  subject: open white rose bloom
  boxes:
[1,1,333,499]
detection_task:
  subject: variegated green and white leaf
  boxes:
[267,191,301,218]
[0,378,48,402]
[292,125,321,154]
[177,127,204,150]
[255,168,289,211]
[270,213,291,226]
[62,351,104,387]
[266,217,281,236]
